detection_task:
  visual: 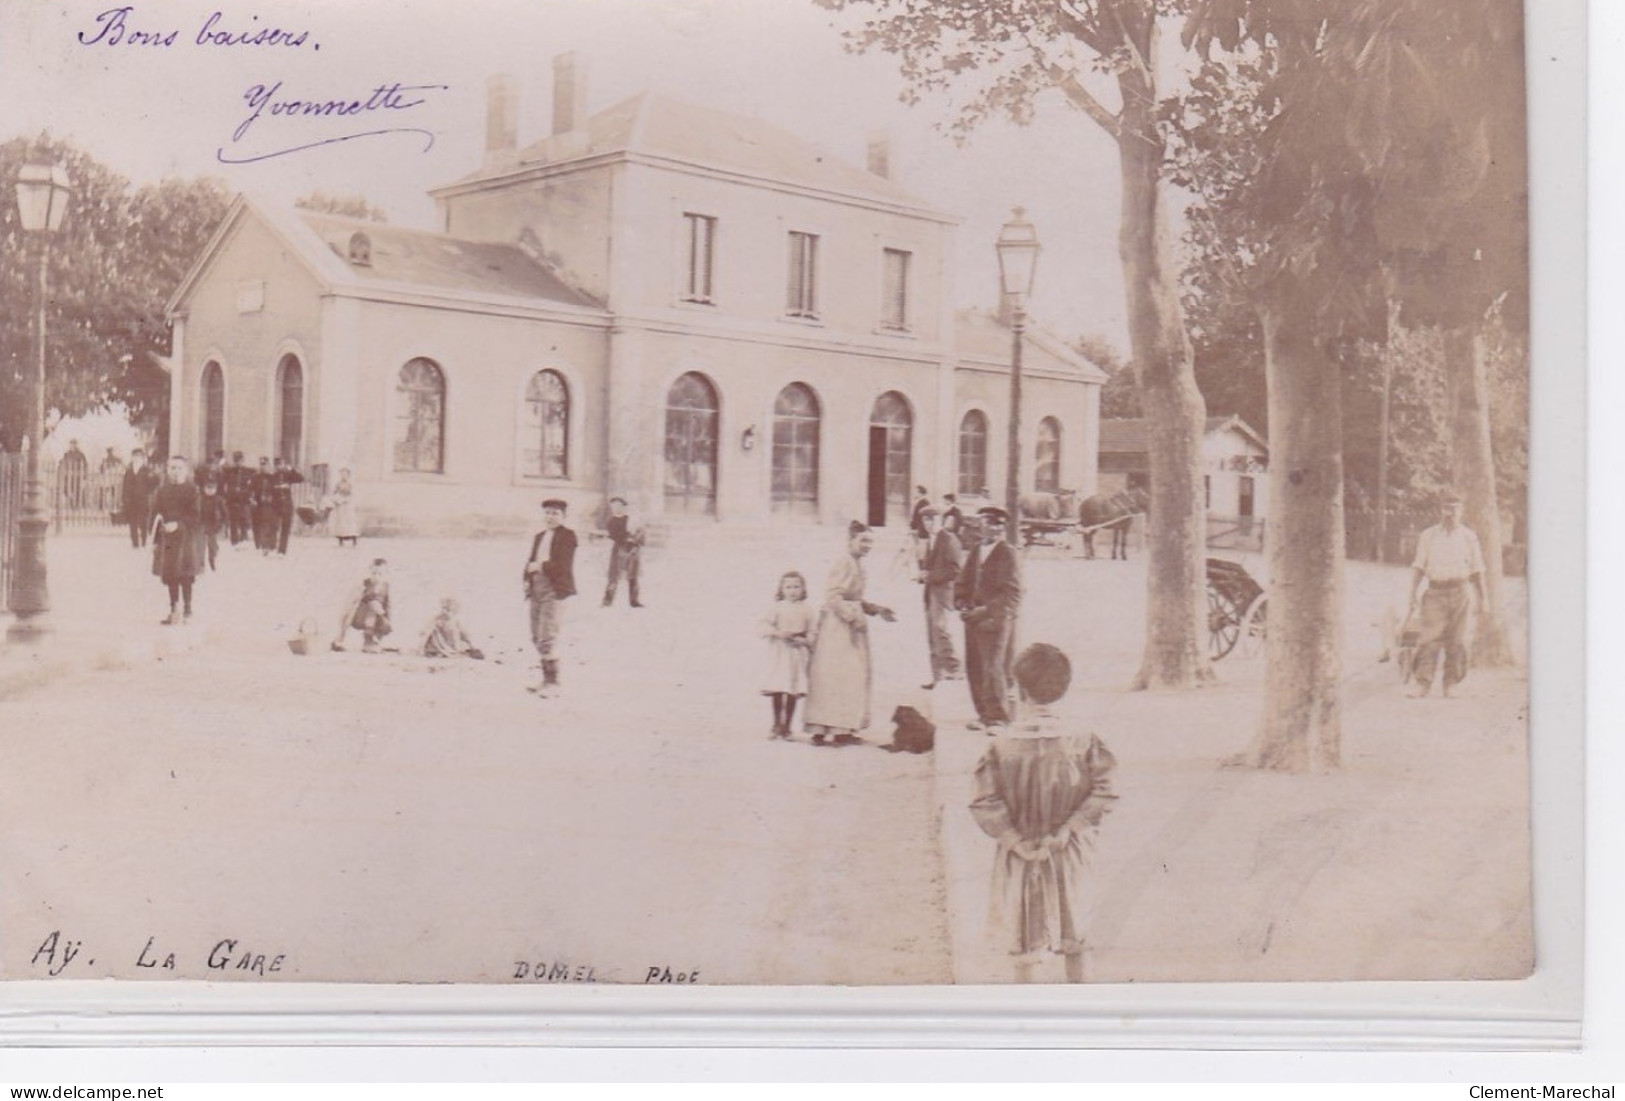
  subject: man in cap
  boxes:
[601,496,645,607]
[522,498,579,695]
[221,451,252,546]
[120,447,159,549]
[955,506,1024,731]
[270,456,304,556]
[1406,492,1486,698]
[250,457,275,552]
[918,505,963,688]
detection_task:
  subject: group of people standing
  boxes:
[757,491,1027,746]
[119,447,361,625]
[210,451,308,556]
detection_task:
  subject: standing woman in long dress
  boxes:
[150,455,205,624]
[803,521,895,746]
[326,467,359,547]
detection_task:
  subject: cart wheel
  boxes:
[1238,595,1268,659]
[1208,587,1241,660]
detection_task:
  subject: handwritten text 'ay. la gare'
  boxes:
[31,929,289,978]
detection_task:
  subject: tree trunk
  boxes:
[1245,297,1345,772]
[1115,21,1213,691]
[1442,324,1514,665]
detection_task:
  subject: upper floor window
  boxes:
[881,247,911,331]
[524,369,569,479]
[786,231,819,319]
[682,212,716,304]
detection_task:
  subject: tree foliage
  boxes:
[0,135,230,451]
[1174,0,1527,505]
[294,191,390,223]
[1073,333,1143,418]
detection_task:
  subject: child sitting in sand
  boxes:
[332,558,392,653]
[421,596,484,660]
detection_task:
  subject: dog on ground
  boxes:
[882,704,935,754]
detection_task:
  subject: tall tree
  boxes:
[1182,0,1527,769]
[0,135,229,450]
[819,0,1214,688]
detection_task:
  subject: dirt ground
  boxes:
[0,526,1528,986]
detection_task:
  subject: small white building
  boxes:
[1098,414,1270,549]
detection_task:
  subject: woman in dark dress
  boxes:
[151,456,205,624]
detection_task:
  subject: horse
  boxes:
[1076,487,1148,560]
[1016,490,1081,548]
[1017,490,1080,523]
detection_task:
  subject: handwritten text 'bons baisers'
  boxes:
[78,6,320,49]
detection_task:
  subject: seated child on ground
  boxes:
[421,596,484,659]
[968,642,1117,984]
[332,558,392,653]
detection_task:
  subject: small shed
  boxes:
[1098,415,1270,550]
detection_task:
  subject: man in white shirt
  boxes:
[1406,494,1486,698]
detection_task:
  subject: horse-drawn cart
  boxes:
[1206,557,1267,660]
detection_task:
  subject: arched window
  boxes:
[1035,416,1062,492]
[394,357,446,473]
[524,369,569,478]
[957,410,989,496]
[201,361,224,460]
[664,372,719,515]
[867,391,912,527]
[771,383,820,517]
[275,354,303,465]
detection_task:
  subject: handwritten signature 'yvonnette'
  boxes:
[76,6,450,164]
[221,81,450,164]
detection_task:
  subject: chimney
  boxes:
[485,73,518,163]
[866,131,891,180]
[553,52,589,136]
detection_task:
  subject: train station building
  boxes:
[164,56,1106,534]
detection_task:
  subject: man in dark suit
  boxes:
[522,497,578,696]
[955,506,1023,732]
[918,505,963,688]
[120,448,159,548]
[250,457,275,552]
[270,456,304,555]
[221,451,252,545]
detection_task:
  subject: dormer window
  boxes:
[348,231,372,266]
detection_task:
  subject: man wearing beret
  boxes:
[522,498,578,696]
[955,506,1023,731]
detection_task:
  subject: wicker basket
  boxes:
[287,617,320,656]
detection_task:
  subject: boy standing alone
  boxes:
[523,498,578,695]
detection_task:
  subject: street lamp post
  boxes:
[995,207,1040,548]
[7,164,71,642]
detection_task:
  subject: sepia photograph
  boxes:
[0,0,1546,1004]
